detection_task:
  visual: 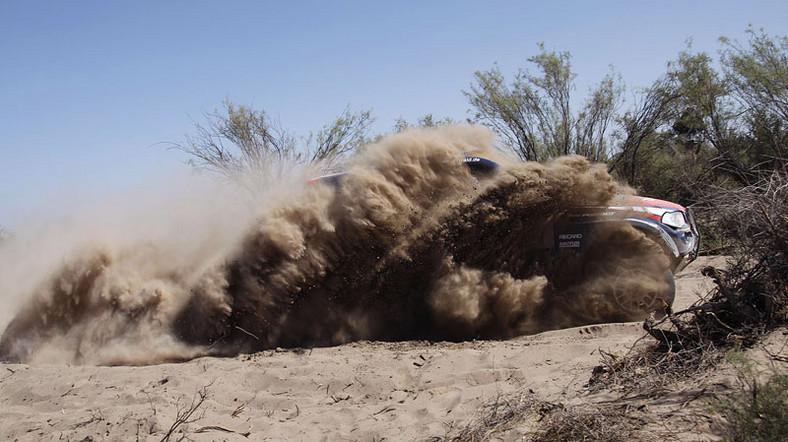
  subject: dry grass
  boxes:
[528,403,663,442]
[429,389,678,442]
[428,392,538,442]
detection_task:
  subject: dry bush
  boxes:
[160,385,210,442]
[529,404,660,442]
[587,336,723,396]
[584,170,787,442]
[429,390,666,442]
[704,171,787,317]
[645,171,787,351]
[429,392,538,442]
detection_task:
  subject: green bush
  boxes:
[716,370,788,442]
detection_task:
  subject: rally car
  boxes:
[310,155,700,316]
[312,156,699,273]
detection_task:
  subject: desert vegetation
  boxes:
[433,28,788,440]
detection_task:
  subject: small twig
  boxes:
[71,414,103,429]
[287,404,300,420]
[706,311,737,332]
[374,406,396,415]
[763,345,788,363]
[145,392,157,416]
[671,301,728,316]
[331,394,351,403]
[234,326,260,341]
[195,425,251,437]
[758,204,780,236]
[680,388,708,409]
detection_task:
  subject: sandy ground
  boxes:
[0,256,730,441]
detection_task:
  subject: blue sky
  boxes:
[1,0,787,227]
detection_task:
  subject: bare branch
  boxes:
[160,384,211,442]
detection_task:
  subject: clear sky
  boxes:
[1,0,787,227]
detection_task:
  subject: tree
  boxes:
[609,47,737,202]
[721,27,788,169]
[304,106,376,164]
[608,76,679,185]
[575,68,623,161]
[393,114,456,133]
[610,29,788,206]
[464,44,622,162]
[177,101,296,181]
[174,101,375,185]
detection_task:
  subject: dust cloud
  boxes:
[0,125,671,365]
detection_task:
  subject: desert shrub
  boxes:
[428,391,655,442]
[589,170,787,403]
[702,171,788,325]
[643,171,788,353]
[715,362,788,442]
[428,392,536,442]
[528,404,654,442]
